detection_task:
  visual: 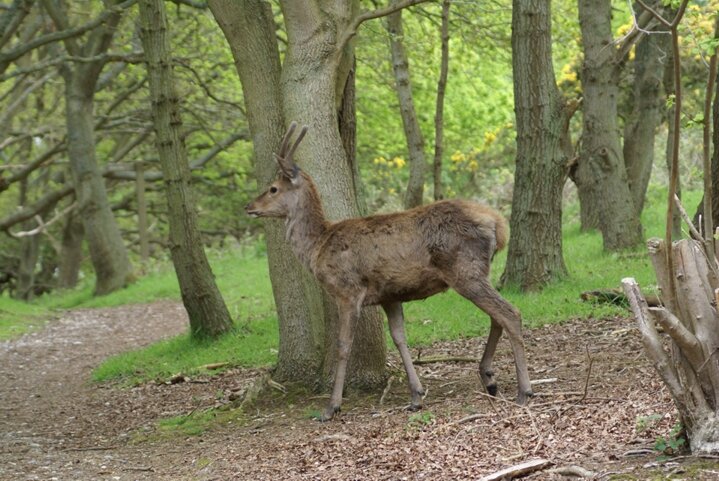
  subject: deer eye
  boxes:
[269,186,278,194]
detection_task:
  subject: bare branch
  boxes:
[621,277,687,410]
[0,141,65,193]
[8,202,75,238]
[0,184,74,233]
[337,0,433,54]
[103,131,248,181]
[0,0,136,67]
[635,0,672,28]
[168,0,207,8]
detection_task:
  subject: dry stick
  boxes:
[413,356,477,365]
[478,459,552,481]
[579,345,594,403]
[674,194,703,241]
[636,0,690,309]
[379,375,395,405]
[702,17,719,262]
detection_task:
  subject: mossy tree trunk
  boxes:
[501,0,569,291]
[576,0,643,250]
[139,0,233,339]
[209,0,389,390]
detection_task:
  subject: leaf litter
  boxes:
[1,301,718,480]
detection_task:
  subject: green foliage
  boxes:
[407,410,435,429]
[636,413,664,433]
[142,405,246,440]
[654,422,687,455]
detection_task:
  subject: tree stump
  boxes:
[623,238,719,453]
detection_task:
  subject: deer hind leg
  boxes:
[321,295,363,422]
[383,302,425,410]
[452,277,533,405]
[479,317,503,396]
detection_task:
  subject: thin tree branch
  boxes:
[0,184,74,232]
[103,131,248,181]
[0,0,136,66]
[8,202,75,238]
[337,0,433,54]
[0,141,65,193]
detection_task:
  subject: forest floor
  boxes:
[2,301,719,481]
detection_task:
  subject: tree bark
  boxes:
[576,0,643,250]
[138,0,232,339]
[624,25,669,215]
[280,0,387,390]
[433,0,450,201]
[64,81,134,295]
[49,0,134,295]
[209,0,325,383]
[209,0,387,389]
[57,209,84,289]
[663,40,682,240]
[501,0,568,291]
[387,5,426,209]
[625,238,719,453]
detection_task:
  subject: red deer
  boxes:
[246,123,532,421]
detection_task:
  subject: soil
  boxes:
[1,301,719,481]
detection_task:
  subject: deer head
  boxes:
[246,122,309,218]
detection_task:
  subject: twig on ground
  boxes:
[579,345,594,403]
[530,378,558,386]
[379,375,395,405]
[549,465,596,478]
[413,356,478,365]
[123,466,154,472]
[478,458,552,481]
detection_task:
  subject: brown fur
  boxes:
[246,123,531,421]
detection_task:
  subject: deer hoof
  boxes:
[319,405,340,422]
[486,383,498,397]
[406,402,422,412]
[516,389,534,406]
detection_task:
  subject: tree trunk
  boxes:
[338,56,367,215]
[575,0,643,250]
[280,0,387,390]
[433,0,450,202]
[624,26,669,215]
[64,81,133,295]
[501,0,569,291]
[209,0,386,389]
[49,0,134,295]
[209,0,325,384]
[138,0,232,339]
[57,209,84,289]
[387,6,426,209]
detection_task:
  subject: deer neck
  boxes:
[285,182,328,269]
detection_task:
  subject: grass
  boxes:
[4,187,701,386]
[0,296,49,340]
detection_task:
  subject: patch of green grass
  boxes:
[92,314,277,384]
[136,405,247,441]
[38,264,181,310]
[0,295,50,340]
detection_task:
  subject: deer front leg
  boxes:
[383,302,425,410]
[479,317,503,396]
[321,297,361,422]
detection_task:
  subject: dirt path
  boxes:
[1,302,717,480]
